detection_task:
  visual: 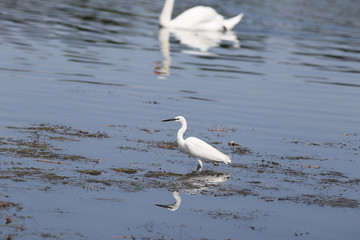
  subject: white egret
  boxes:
[159,0,244,31]
[162,116,231,171]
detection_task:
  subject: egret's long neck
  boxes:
[177,119,187,146]
[159,0,174,27]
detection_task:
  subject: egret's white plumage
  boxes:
[159,0,243,31]
[162,116,231,171]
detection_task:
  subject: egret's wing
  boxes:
[184,137,228,162]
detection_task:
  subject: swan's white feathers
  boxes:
[171,6,223,30]
[223,13,244,30]
[160,0,243,31]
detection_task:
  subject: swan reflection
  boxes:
[155,170,230,211]
[155,28,240,77]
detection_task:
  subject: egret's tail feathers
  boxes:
[223,13,244,30]
[224,155,231,164]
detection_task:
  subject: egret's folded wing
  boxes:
[185,137,227,162]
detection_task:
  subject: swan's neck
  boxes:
[159,0,174,27]
[177,119,187,147]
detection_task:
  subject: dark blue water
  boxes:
[1,0,359,239]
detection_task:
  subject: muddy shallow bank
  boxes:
[1,123,359,239]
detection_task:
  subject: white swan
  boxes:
[159,0,243,31]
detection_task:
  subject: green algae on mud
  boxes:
[278,195,359,208]
[86,178,112,186]
[6,124,109,139]
[1,123,108,163]
[156,141,178,150]
[0,201,22,211]
[289,136,360,154]
[1,123,360,239]
[144,171,183,178]
[1,124,360,208]
[117,140,178,153]
[0,199,25,235]
[77,170,102,176]
[113,168,138,174]
[0,167,69,184]
[192,208,265,222]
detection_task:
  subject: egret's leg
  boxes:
[196,159,203,172]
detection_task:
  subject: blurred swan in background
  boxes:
[159,0,243,31]
[155,28,240,77]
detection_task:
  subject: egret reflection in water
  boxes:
[155,28,240,77]
[155,170,230,211]
[155,191,182,211]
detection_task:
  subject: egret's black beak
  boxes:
[162,118,176,122]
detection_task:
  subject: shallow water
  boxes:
[1,0,360,239]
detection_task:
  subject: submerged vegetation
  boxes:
[0,123,359,238]
[1,124,108,163]
[6,124,109,138]
[1,123,359,204]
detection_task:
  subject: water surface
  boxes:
[1,0,359,239]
